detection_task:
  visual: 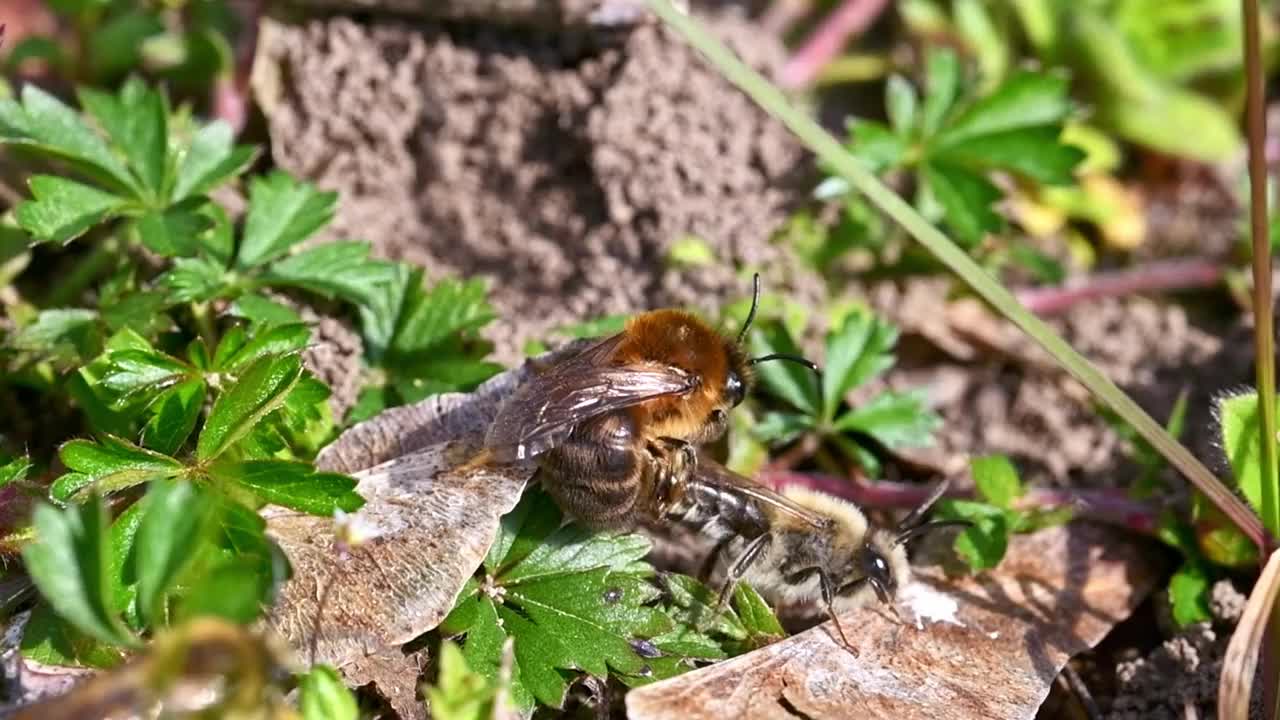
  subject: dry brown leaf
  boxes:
[261,345,593,718]
[1218,547,1280,719]
[626,523,1160,720]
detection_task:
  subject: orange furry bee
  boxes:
[484,275,815,529]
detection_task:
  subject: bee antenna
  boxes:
[749,353,822,378]
[736,272,762,345]
[894,519,972,547]
[895,478,952,533]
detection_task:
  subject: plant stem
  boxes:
[647,0,1268,552]
[1015,257,1225,316]
[1242,0,1280,714]
[43,236,119,307]
[779,0,891,88]
[761,470,1159,535]
[190,301,218,350]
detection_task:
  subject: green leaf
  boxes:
[100,290,172,336]
[141,379,206,455]
[134,201,212,257]
[747,324,819,416]
[160,255,229,303]
[108,501,146,630]
[15,175,128,244]
[21,496,138,647]
[8,308,99,360]
[730,583,785,643]
[845,119,907,173]
[920,162,1003,245]
[0,84,136,194]
[237,172,336,267]
[666,235,716,268]
[933,71,1073,147]
[935,499,1011,571]
[970,455,1023,509]
[0,456,31,488]
[552,314,630,340]
[85,12,163,83]
[210,459,363,515]
[136,480,214,626]
[300,666,359,720]
[99,348,191,400]
[54,435,184,501]
[820,310,898,423]
[426,641,505,720]
[921,48,960,135]
[77,79,167,198]
[749,411,813,445]
[217,323,311,373]
[1169,561,1212,627]
[1219,391,1279,518]
[931,127,1084,185]
[20,605,127,669]
[228,293,303,328]
[885,74,918,138]
[833,389,939,449]
[197,353,303,461]
[173,120,257,201]
[263,241,397,309]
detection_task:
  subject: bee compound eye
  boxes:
[725,372,746,406]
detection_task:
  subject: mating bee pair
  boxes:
[482,276,963,645]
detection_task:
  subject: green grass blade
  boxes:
[646,0,1267,551]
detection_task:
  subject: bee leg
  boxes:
[696,537,733,583]
[646,437,697,513]
[713,533,772,612]
[817,571,855,653]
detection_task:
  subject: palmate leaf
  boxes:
[441,490,675,710]
[237,172,337,268]
[15,175,129,244]
[77,79,168,200]
[52,435,185,501]
[196,353,302,461]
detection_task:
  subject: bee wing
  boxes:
[693,456,830,528]
[485,334,697,461]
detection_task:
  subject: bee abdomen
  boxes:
[666,480,769,544]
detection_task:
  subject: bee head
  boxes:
[856,542,897,604]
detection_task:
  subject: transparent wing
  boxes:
[693,456,829,528]
[485,334,696,461]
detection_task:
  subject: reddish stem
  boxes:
[213,0,264,133]
[1014,257,1225,316]
[761,470,1159,536]
[779,0,890,89]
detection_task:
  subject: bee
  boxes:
[669,459,967,645]
[483,274,816,529]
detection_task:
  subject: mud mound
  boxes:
[252,7,818,364]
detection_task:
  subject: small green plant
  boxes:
[439,489,784,712]
[744,305,940,477]
[815,47,1084,281]
[299,665,362,720]
[425,640,513,720]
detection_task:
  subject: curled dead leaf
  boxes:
[1218,547,1280,719]
[626,523,1160,720]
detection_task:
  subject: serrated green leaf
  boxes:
[209,459,363,515]
[886,74,918,139]
[0,456,31,488]
[747,324,819,416]
[160,254,229,303]
[920,161,1003,245]
[228,293,303,328]
[931,126,1084,185]
[502,524,652,583]
[136,480,214,626]
[935,499,1011,571]
[0,84,136,194]
[485,490,563,574]
[933,71,1073,147]
[970,454,1023,509]
[8,308,99,360]
[134,201,212,257]
[16,175,128,244]
[262,241,397,308]
[730,583,784,641]
[217,323,311,373]
[1169,561,1212,627]
[100,290,172,336]
[749,411,813,445]
[834,389,939,449]
[99,348,192,400]
[77,79,167,199]
[1218,391,1279,518]
[55,435,184,501]
[386,274,495,360]
[108,500,145,630]
[237,172,336,267]
[845,119,908,173]
[19,604,127,669]
[22,496,138,647]
[820,310,898,423]
[197,353,302,461]
[173,120,257,201]
[300,666,359,720]
[921,48,960,135]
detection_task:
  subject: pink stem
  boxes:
[779,0,891,89]
[761,470,1160,535]
[1015,257,1225,316]
[212,0,263,133]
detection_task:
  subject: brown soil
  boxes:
[252,4,821,367]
